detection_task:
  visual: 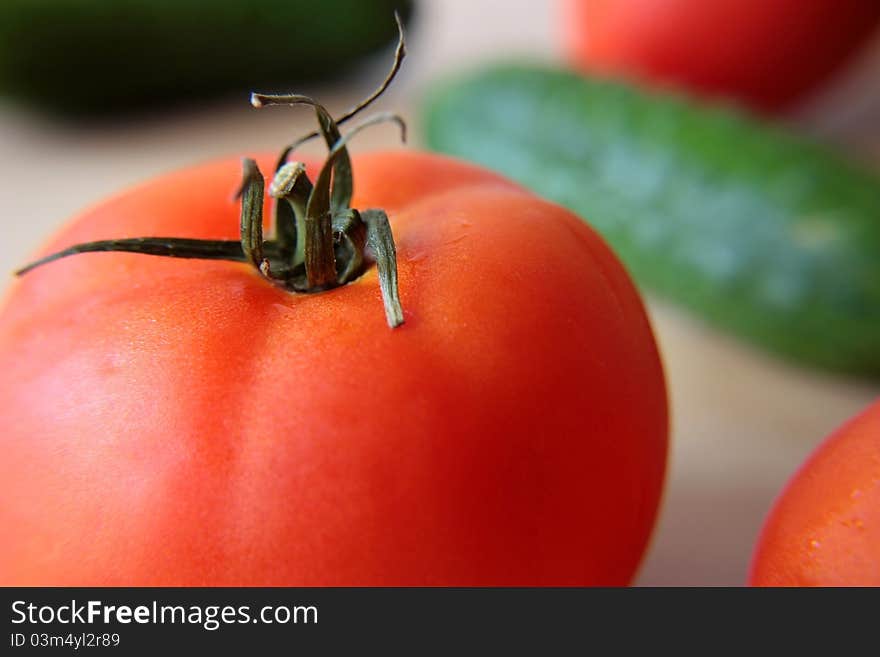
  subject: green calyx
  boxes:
[16,14,408,329]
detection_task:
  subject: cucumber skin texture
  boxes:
[0,0,413,115]
[423,66,880,376]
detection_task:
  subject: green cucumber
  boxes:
[0,0,413,115]
[422,65,880,376]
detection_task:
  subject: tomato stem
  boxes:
[14,239,248,276]
[14,13,408,329]
[269,162,312,268]
[239,158,267,271]
[271,11,407,173]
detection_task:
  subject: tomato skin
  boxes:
[750,399,880,586]
[0,151,667,586]
[562,0,880,111]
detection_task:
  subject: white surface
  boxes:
[1,0,878,586]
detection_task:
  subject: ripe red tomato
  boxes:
[0,150,667,586]
[562,0,880,112]
[750,399,880,585]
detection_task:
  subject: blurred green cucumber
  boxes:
[0,0,413,115]
[423,65,880,376]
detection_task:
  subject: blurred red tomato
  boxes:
[750,399,880,585]
[562,0,880,111]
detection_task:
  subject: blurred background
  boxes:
[1,0,879,585]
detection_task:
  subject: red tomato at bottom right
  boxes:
[750,400,880,586]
